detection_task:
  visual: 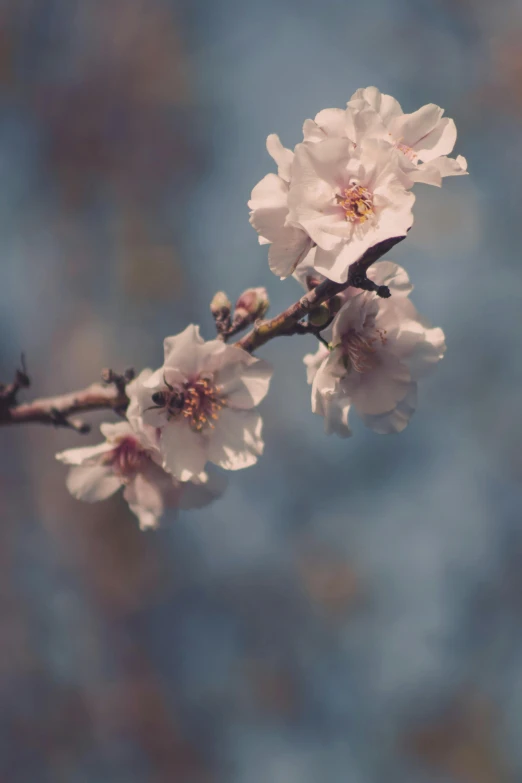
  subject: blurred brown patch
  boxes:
[405,692,512,783]
[115,206,185,302]
[244,659,298,718]
[298,550,360,616]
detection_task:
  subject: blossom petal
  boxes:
[123,467,173,529]
[391,103,444,148]
[207,408,263,470]
[66,465,122,502]
[358,383,417,434]
[266,134,293,182]
[163,324,204,367]
[56,441,114,466]
[411,117,457,160]
[160,420,208,481]
[351,87,403,125]
[215,351,273,409]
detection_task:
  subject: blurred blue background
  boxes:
[0,1,520,781]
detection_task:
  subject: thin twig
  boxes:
[0,236,404,431]
[0,383,129,430]
[236,235,404,353]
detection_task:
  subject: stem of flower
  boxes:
[0,235,404,432]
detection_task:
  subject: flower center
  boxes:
[342,328,387,373]
[151,376,226,432]
[108,437,149,478]
[336,184,374,224]
[181,377,226,432]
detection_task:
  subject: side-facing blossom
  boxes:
[349,87,467,186]
[127,325,273,481]
[56,421,223,530]
[302,87,467,187]
[287,137,415,283]
[304,261,445,437]
[248,134,313,279]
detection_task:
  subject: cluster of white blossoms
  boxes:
[249,85,466,282]
[57,326,272,528]
[56,87,466,527]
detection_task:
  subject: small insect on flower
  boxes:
[147,374,185,419]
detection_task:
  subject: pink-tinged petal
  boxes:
[215,351,273,409]
[56,441,114,466]
[249,173,288,212]
[207,408,263,471]
[391,103,444,148]
[250,203,288,243]
[123,467,171,529]
[142,406,168,430]
[351,87,403,124]
[268,231,313,279]
[66,465,122,502]
[294,212,347,253]
[311,357,353,437]
[99,421,134,442]
[418,154,468,181]
[351,352,411,415]
[292,138,353,189]
[160,420,208,482]
[303,344,329,385]
[266,134,294,182]
[358,383,417,434]
[411,117,457,160]
[302,118,327,142]
[313,108,348,137]
[397,322,446,379]
[163,324,204,366]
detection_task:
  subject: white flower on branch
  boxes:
[349,87,467,186]
[248,135,313,280]
[56,421,222,530]
[127,325,273,481]
[287,137,415,283]
[304,88,467,187]
[304,261,446,437]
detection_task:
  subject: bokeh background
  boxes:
[0,0,521,781]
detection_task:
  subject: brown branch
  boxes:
[0,383,129,431]
[236,235,405,353]
[0,236,404,432]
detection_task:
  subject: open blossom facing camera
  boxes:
[304,262,446,437]
[287,138,415,283]
[56,422,223,529]
[127,325,273,481]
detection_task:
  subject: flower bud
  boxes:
[234,287,270,321]
[210,291,231,319]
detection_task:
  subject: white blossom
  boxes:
[304,261,445,437]
[303,88,467,187]
[349,87,467,186]
[56,421,222,530]
[127,325,273,481]
[248,134,313,280]
[287,137,415,283]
